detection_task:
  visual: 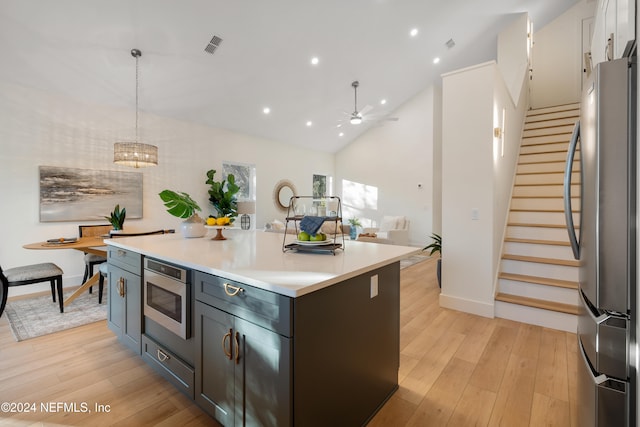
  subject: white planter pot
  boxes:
[180,214,206,238]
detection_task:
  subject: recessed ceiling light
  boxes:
[380,99,387,105]
[433,57,441,64]
[410,28,418,37]
[306,121,313,127]
[310,57,319,65]
[339,132,344,137]
[263,107,271,114]
[337,124,342,128]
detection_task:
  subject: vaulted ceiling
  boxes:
[0,0,579,153]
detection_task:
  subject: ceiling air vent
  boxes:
[445,38,456,49]
[204,35,223,55]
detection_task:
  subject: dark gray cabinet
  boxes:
[107,247,142,354]
[194,273,292,427]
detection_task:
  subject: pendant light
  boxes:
[114,49,158,168]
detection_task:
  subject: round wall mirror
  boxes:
[273,180,296,212]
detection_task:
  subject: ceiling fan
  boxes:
[344,80,398,125]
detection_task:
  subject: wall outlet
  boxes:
[370,275,378,298]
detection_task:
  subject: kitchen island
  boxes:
[105,230,418,426]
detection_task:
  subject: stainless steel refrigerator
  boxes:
[564,56,636,427]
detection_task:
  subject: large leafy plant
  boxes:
[105,204,126,230]
[206,169,240,218]
[159,190,202,219]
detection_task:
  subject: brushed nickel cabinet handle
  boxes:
[117,249,127,257]
[222,329,233,360]
[234,331,240,365]
[223,283,242,297]
[157,349,170,362]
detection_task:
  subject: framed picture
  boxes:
[223,161,255,201]
[39,166,143,222]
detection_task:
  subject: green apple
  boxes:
[310,232,326,241]
[298,231,310,241]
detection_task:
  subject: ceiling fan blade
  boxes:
[359,105,373,116]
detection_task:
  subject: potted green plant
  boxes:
[159,190,205,238]
[347,217,362,240]
[105,204,126,231]
[206,169,240,219]
[423,233,442,287]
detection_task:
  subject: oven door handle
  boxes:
[222,328,233,361]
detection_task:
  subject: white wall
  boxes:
[0,81,334,295]
[334,86,439,247]
[440,12,530,317]
[530,0,597,108]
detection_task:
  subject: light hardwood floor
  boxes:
[0,257,576,426]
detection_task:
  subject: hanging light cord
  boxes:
[133,49,141,142]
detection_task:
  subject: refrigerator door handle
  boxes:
[564,119,581,260]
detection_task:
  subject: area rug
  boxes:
[3,290,107,341]
[400,253,430,269]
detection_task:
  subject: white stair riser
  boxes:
[506,226,572,241]
[509,210,578,225]
[518,162,576,174]
[498,279,578,305]
[522,134,574,146]
[515,172,579,185]
[501,259,579,281]
[504,242,574,259]
[523,125,576,137]
[526,110,579,122]
[513,185,579,197]
[524,117,579,130]
[527,104,579,115]
[511,198,579,211]
[495,301,577,333]
[520,142,570,154]
[520,151,573,163]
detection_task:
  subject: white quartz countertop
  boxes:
[105,230,420,297]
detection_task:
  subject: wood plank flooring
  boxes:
[0,257,576,426]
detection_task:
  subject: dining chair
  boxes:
[0,263,64,317]
[97,229,174,304]
[78,224,112,295]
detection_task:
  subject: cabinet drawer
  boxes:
[194,271,292,337]
[142,335,195,399]
[107,246,141,274]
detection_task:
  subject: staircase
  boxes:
[495,103,580,333]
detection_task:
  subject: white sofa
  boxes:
[357,215,410,245]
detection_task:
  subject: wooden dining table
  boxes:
[23,235,108,308]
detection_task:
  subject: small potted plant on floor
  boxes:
[423,233,442,287]
[159,190,205,238]
[105,204,126,232]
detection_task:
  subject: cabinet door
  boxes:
[122,269,142,354]
[107,264,125,337]
[195,301,235,425]
[107,264,142,354]
[235,317,291,427]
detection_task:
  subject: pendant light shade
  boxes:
[114,49,158,168]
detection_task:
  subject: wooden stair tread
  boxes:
[508,222,576,228]
[499,272,577,289]
[504,237,570,247]
[502,253,579,267]
[495,293,579,315]
[511,209,577,213]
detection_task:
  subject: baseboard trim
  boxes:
[439,293,495,318]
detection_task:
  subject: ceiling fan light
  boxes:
[350,116,362,125]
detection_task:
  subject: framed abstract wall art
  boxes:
[39,166,143,222]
